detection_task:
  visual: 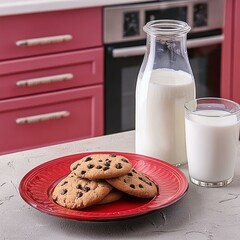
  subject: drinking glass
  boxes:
[185,97,240,187]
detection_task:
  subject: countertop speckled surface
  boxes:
[1,130,240,240]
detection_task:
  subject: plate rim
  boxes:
[19,151,189,221]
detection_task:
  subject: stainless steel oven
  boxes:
[104,0,225,134]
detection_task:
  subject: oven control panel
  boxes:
[145,6,187,23]
[104,0,224,44]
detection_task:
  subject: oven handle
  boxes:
[112,34,224,58]
[187,35,224,49]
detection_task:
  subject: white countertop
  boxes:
[0,0,153,16]
[1,130,240,240]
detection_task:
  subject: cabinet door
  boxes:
[231,1,240,102]
[0,7,102,61]
[0,86,103,154]
[0,48,103,99]
[221,0,240,102]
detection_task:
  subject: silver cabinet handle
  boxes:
[16,34,73,47]
[16,73,73,87]
[16,111,70,124]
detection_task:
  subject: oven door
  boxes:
[104,40,144,134]
[187,34,223,98]
[104,35,223,135]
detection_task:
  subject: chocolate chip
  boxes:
[127,172,133,176]
[96,165,102,169]
[110,154,116,157]
[121,158,129,163]
[103,166,110,171]
[61,181,68,186]
[105,161,111,167]
[85,157,92,162]
[87,164,94,169]
[139,176,153,186]
[61,189,67,195]
[115,163,123,169]
[130,184,135,189]
[73,163,80,170]
[81,170,86,175]
[76,184,82,189]
[83,186,90,192]
[124,179,127,183]
[98,159,103,162]
[76,192,83,198]
[132,169,137,173]
[142,176,153,185]
[139,184,144,188]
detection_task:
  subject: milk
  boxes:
[135,68,195,165]
[185,110,240,182]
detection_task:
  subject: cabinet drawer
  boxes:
[0,8,102,61]
[0,48,103,100]
[0,86,103,154]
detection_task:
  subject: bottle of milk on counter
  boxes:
[135,20,196,166]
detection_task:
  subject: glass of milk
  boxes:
[185,97,240,187]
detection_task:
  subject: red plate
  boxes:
[19,152,188,221]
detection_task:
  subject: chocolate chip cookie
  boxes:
[70,154,132,179]
[97,189,124,205]
[52,174,112,209]
[106,168,158,198]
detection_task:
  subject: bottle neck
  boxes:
[144,33,192,75]
[146,34,188,57]
[142,20,192,74]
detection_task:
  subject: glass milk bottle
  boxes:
[135,20,196,166]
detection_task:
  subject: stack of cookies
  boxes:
[52,153,158,210]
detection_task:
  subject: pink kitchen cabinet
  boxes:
[0,7,104,154]
[0,8,102,61]
[0,86,103,155]
[221,0,240,103]
[0,48,103,100]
